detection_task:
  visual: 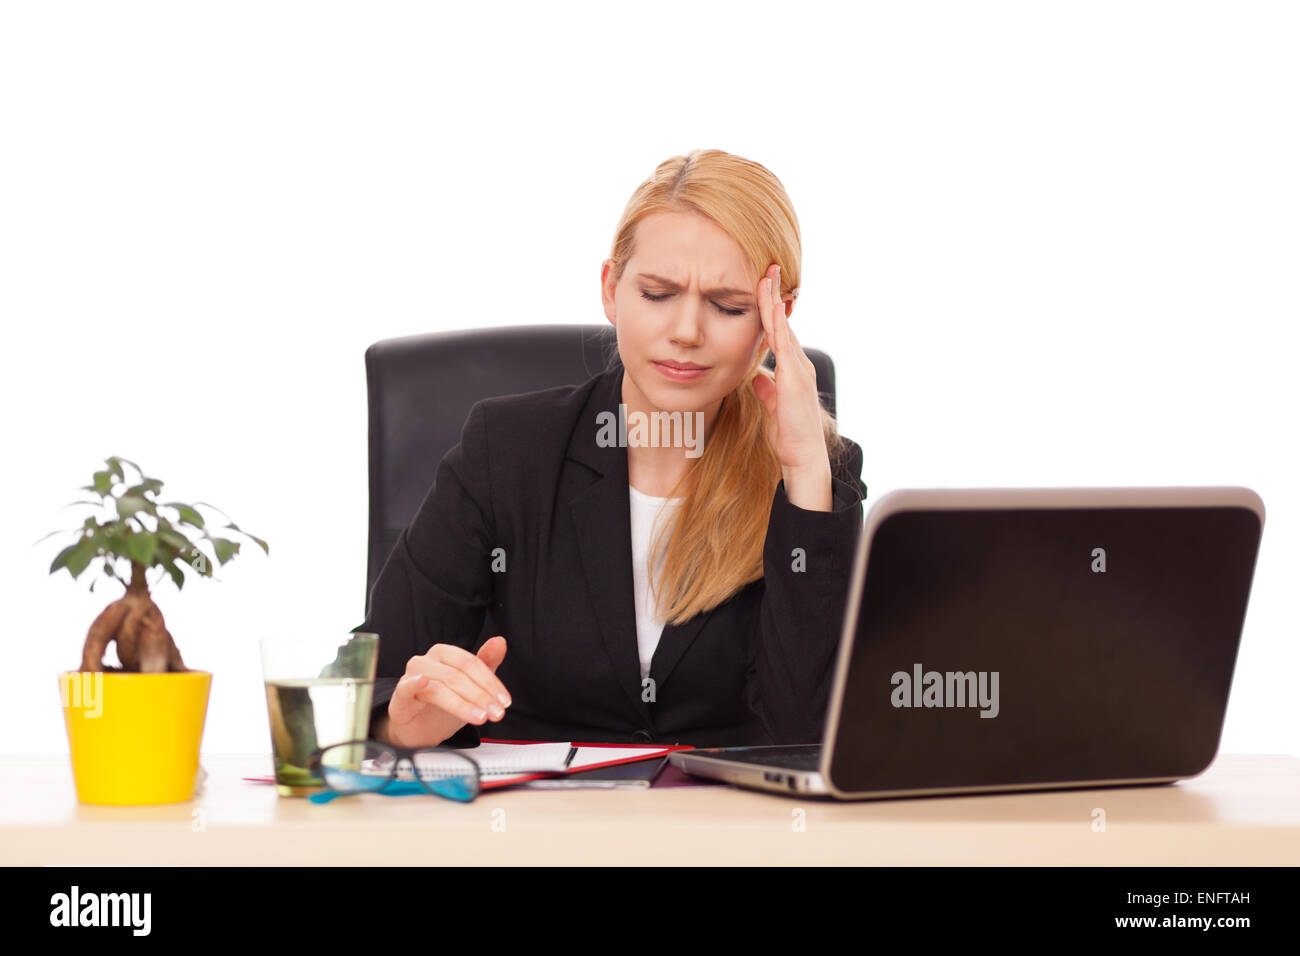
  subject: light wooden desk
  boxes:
[3,753,1298,865]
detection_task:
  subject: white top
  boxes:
[628,484,685,681]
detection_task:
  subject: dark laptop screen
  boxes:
[828,505,1262,794]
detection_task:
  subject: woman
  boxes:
[359,149,867,749]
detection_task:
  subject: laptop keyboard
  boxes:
[706,745,823,770]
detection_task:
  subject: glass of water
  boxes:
[259,632,380,796]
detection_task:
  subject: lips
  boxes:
[652,360,711,383]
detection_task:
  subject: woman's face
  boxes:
[601,209,778,417]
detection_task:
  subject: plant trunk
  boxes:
[79,562,189,673]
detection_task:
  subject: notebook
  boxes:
[438,740,688,789]
[243,740,689,790]
[391,741,576,781]
[520,755,671,789]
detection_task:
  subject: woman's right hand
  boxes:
[382,636,511,748]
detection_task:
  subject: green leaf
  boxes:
[32,527,76,548]
[224,521,269,555]
[116,495,154,520]
[210,537,240,565]
[106,457,142,481]
[158,529,192,552]
[166,502,205,528]
[160,557,185,591]
[65,539,96,578]
[100,527,131,560]
[61,499,105,511]
[186,544,214,577]
[90,471,113,496]
[194,500,232,523]
[50,542,81,574]
[125,479,164,498]
[123,532,158,566]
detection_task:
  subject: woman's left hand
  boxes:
[750,263,833,510]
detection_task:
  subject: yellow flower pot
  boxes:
[59,670,212,805]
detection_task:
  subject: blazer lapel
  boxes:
[647,604,716,690]
[567,365,719,725]
[568,366,653,725]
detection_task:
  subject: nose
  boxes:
[669,292,705,347]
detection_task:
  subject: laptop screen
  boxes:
[827,504,1262,794]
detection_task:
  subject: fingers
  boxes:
[388,671,438,725]
[784,318,816,377]
[771,265,790,358]
[388,671,475,727]
[391,642,512,727]
[435,641,511,703]
[394,671,493,729]
[477,635,508,675]
[758,263,814,379]
[756,264,779,364]
[432,647,510,717]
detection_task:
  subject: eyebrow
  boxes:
[636,273,753,298]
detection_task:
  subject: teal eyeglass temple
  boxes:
[306,739,482,804]
[308,776,478,804]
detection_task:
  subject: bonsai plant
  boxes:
[42,455,268,805]
[45,456,268,673]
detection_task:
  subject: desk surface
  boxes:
[3,752,1298,865]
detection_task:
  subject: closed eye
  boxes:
[640,290,747,316]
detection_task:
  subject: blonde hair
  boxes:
[607,149,851,624]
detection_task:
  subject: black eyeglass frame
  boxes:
[307,738,483,800]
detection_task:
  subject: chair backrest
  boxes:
[363,323,837,617]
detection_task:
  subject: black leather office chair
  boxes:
[362,324,837,627]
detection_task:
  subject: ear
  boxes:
[600,259,617,325]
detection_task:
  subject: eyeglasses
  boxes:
[306,739,482,803]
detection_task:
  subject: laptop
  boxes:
[670,486,1264,799]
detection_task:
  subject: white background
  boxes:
[1,1,1295,757]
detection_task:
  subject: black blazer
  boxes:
[353,363,867,748]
